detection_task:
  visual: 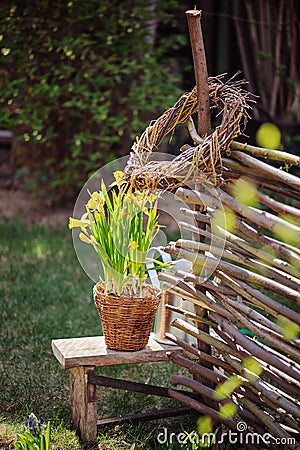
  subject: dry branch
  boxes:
[171,312,300,387]
[257,190,300,219]
[215,272,300,323]
[209,313,300,380]
[169,352,265,407]
[170,374,265,437]
[231,141,300,167]
[212,292,300,360]
[221,354,300,419]
[168,389,237,430]
[122,40,300,441]
[215,187,300,234]
[176,236,299,289]
[231,150,300,191]
[233,217,300,267]
[212,224,300,280]
[187,112,300,168]
[185,9,210,136]
[164,242,300,304]
[165,333,232,373]
[239,397,299,450]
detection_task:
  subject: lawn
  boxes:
[0,219,197,449]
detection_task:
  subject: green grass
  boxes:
[0,219,200,449]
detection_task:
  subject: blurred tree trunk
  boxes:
[232,0,300,123]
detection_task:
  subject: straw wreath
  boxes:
[124,74,253,190]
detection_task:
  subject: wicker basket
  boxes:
[93,282,162,351]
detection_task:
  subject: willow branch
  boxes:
[231,150,300,192]
[209,313,300,382]
[230,141,300,166]
[212,292,300,361]
[216,271,300,324]
[165,243,300,304]
[212,292,282,335]
[177,272,237,297]
[172,318,244,361]
[222,168,300,203]
[239,397,299,450]
[177,235,300,289]
[159,272,230,318]
[165,332,233,373]
[234,217,300,267]
[165,304,217,329]
[177,186,300,235]
[179,220,252,257]
[170,375,264,438]
[171,375,230,407]
[215,187,300,234]
[221,353,300,420]
[257,190,300,219]
[213,225,300,280]
[176,238,263,270]
[180,206,210,224]
[168,351,226,385]
[168,389,237,430]
[169,351,265,406]
[249,337,300,382]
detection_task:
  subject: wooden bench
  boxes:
[52,333,189,442]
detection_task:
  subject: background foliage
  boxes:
[0,0,299,203]
[0,0,184,202]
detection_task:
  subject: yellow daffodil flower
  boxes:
[86,191,104,211]
[68,175,161,296]
[129,240,139,250]
[110,170,125,188]
[69,217,89,229]
[79,232,92,243]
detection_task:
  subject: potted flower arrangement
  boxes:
[69,171,165,351]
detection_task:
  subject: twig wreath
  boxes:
[124,74,254,190]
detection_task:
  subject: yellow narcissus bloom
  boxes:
[112,170,125,188]
[68,217,89,229]
[147,192,158,204]
[129,189,158,208]
[79,232,92,243]
[86,191,104,211]
[68,174,161,296]
[129,240,139,250]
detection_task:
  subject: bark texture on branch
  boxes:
[160,136,300,446]
[123,9,300,445]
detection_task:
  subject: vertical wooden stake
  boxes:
[70,366,97,443]
[185,8,215,399]
[186,8,211,136]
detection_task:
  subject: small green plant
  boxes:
[14,413,51,450]
[69,171,166,295]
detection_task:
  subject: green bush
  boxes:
[0,0,183,202]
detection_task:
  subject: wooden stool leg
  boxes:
[70,366,97,442]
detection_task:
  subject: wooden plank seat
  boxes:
[52,333,190,442]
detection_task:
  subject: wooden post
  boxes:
[185,8,210,136]
[185,8,215,396]
[70,366,97,443]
